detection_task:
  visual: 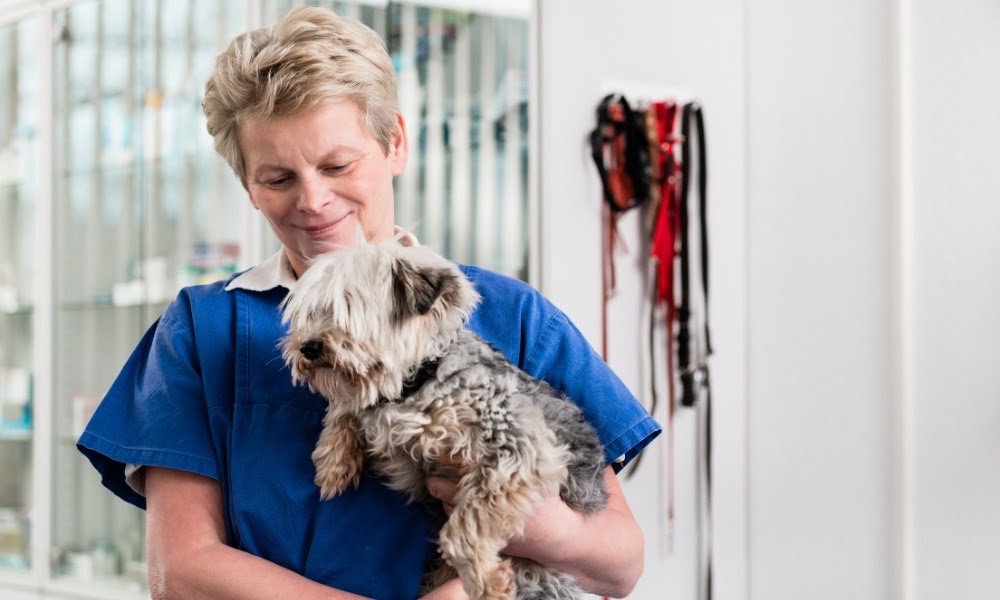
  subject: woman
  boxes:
[78,7,660,599]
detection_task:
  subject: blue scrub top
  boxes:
[78,264,661,599]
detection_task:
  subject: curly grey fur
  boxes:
[355,329,609,600]
[511,559,583,600]
[421,329,610,515]
[281,240,609,599]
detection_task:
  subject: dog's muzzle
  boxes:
[300,340,324,361]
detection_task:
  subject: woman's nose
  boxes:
[296,173,332,214]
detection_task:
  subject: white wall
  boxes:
[539,0,1000,598]
[536,1,748,599]
[909,1,1000,598]
[745,1,896,598]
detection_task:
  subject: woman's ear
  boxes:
[390,112,409,177]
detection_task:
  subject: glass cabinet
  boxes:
[0,14,38,575]
[0,1,532,597]
[49,0,245,591]
[260,1,531,280]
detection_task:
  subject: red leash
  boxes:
[652,100,682,541]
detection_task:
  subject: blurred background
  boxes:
[0,0,996,599]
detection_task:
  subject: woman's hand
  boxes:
[419,578,470,600]
[425,467,644,598]
[424,477,582,562]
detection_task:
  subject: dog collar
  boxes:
[377,356,441,405]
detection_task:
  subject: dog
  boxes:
[280,238,609,600]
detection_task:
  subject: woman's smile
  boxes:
[297,213,353,237]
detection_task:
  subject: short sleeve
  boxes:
[523,309,661,471]
[77,294,220,510]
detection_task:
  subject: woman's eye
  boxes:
[267,176,292,187]
[325,162,352,174]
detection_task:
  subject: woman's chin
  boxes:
[308,219,362,252]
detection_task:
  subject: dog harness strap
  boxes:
[590,94,652,360]
[589,93,651,214]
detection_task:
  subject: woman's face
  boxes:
[240,101,408,277]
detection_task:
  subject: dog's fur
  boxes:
[281,240,609,600]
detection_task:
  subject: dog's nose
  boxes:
[300,340,324,361]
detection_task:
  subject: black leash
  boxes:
[680,101,713,600]
[677,102,711,407]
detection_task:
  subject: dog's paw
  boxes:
[312,446,362,500]
[481,558,515,600]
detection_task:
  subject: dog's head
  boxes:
[280,240,480,411]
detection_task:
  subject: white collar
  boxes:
[225,227,419,293]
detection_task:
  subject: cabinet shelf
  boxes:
[0,180,29,194]
[43,575,148,600]
[0,305,33,317]
[58,299,172,312]
[0,568,149,600]
[0,428,32,442]
[56,152,210,180]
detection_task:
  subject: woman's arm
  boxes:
[426,466,644,598]
[503,466,644,597]
[145,466,368,600]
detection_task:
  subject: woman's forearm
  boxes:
[533,501,644,598]
[145,467,369,600]
[150,540,368,600]
[501,467,644,598]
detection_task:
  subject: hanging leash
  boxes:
[590,95,713,597]
[589,93,651,360]
[624,100,683,554]
[589,91,655,600]
[676,101,713,600]
[647,98,682,467]
[677,102,711,407]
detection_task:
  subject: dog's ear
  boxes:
[391,259,458,321]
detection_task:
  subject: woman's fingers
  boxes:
[426,476,459,503]
[426,476,459,515]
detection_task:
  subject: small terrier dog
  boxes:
[281,239,608,600]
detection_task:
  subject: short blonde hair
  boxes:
[202,7,398,186]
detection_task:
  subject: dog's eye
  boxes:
[300,340,324,361]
